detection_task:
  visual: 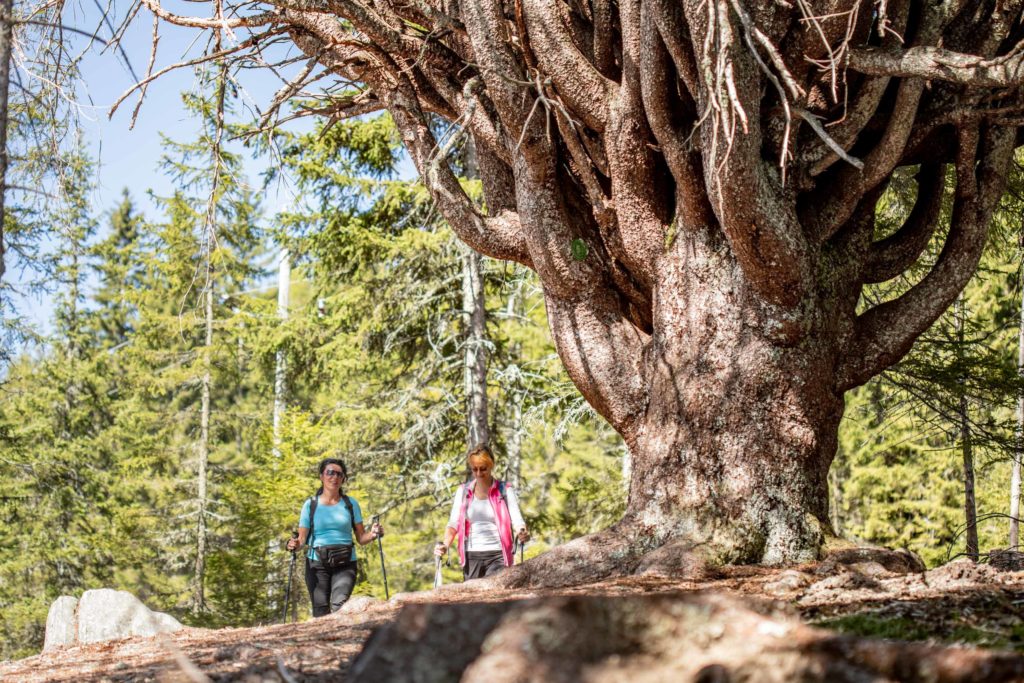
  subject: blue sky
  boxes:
[12,3,314,333]
[81,11,307,213]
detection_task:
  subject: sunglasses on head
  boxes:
[323,469,345,478]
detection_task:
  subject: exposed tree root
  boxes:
[492,529,928,592]
[818,543,927,575]
[490,527,641,590]
[350,592,1024,683]
[490,527,720,590]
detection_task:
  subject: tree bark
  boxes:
[462,245,490,449]
[956,297,979,561]
[272,249,290,458]
[501,289,525,489]
[192,48,228,615]
[461,141,490,449]
[61,247,80,439]
[829,447,846,539]
[0,0,12,285]
[1012,260,1024,550]
[617,227,846,564]
[193,285,212,615]
[505,380,523,490]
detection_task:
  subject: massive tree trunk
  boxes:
[624,235,845,562]
[145,0,1023,576]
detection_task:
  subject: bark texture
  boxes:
[147,0,1024,571]
[0,0,12,285]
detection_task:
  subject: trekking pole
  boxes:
[372,515,390,599]
[519,539,525,565]
[433,552,443,589]
[282,530,298,623]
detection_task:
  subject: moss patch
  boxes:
[815,612,1024,652]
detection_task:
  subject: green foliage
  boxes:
[228,112,626,600]
[817,612,1024,651]
[0,107,628,657]
[8,87,1024,664]
[0,3,96,356]
[835,157,1024,566]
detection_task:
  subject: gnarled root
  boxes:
[489,527,714,591]
[490,528,927,592]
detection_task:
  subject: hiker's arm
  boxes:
[436,487,462,555]
[506,487,530,542]
[353,522,382,545]
[288,499,313,551]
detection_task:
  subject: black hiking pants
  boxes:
[304,558,357,617]
[463,550,506,581]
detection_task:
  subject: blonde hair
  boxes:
[467,444,495,469]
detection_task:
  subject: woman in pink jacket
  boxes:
[434,445,530,580]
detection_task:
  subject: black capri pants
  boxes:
[463,550,506,581]
[304,559,357,617]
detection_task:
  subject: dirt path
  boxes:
[2,560,1022,682]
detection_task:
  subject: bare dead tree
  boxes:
[1014,259,1024,548]
[0,1,109,320]
[191,22,230,617]
[128,0,1024,582]
[461,243,490,449]
[0,0,13,285]
[955,295,979,561]
[461,142,490,451]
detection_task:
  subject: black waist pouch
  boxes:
[316,544,354,568]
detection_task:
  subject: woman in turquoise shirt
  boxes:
[286,458,383,616]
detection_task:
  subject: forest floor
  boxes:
[2,555,1024,682]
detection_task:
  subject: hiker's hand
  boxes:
[286,538,300,552]
[434,542,448,557]
[517,528,530,544]
[371,522,384,539]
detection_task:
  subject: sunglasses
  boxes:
[470,466,490,473]
[323,469,345,478]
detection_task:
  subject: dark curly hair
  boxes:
[315,457,348,495]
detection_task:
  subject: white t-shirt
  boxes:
[466,497,501,551]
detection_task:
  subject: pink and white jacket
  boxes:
[446,479,525,567]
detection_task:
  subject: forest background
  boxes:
[1,0,1024,661]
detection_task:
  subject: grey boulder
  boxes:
[43,589,183,651]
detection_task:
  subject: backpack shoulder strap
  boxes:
[307,495,318,548]
[462,479,473,515]
[340,494,355,521]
